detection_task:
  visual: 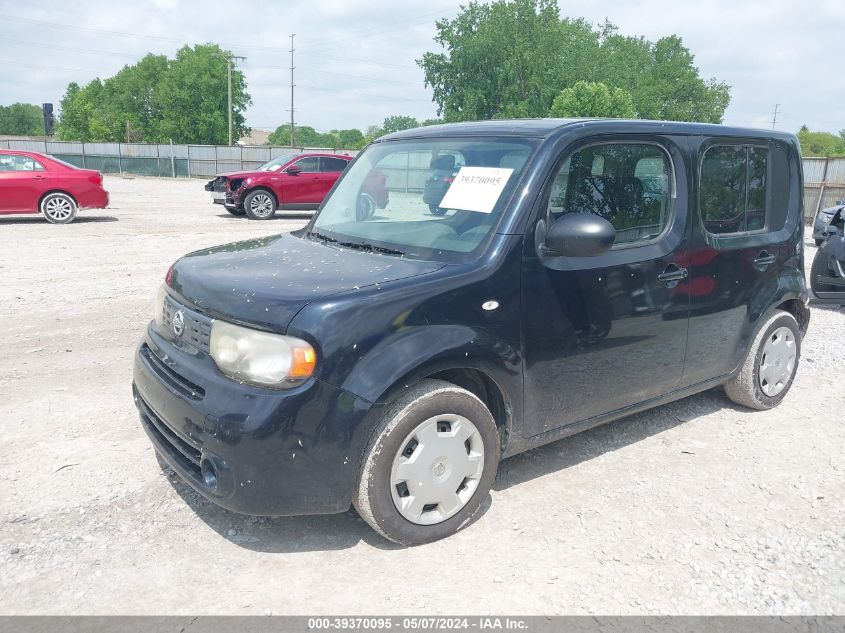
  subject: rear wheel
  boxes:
[724,310,801,410]
[41,193,77,224]
[354,379,499,545]
[243,190,277,220]
[225,205,245,217]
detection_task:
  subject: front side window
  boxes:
[547,143,673,245]
[700,145,768,234]
[310,137,537,262]
[292,157,320,173]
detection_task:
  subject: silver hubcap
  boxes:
[249,194,273,217]
[390,414,485,525]
[45,196,73,220]
[759,326,796,397]
[358,193,375,218]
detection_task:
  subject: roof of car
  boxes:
[379,118,798,143]
[0,149,47,156]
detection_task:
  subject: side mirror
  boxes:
[543,213,615,257]
[286,166,301,175]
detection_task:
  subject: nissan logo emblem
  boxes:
[172,310,185,337]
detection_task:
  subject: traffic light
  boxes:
[42,103,54,136]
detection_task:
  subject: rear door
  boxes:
[319,157,350,199]
[0,154,45,213]
[521,136,691,436]
[681,137,795,386]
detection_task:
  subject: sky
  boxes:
[0,0,843,136]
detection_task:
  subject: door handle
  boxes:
[657,264,689,287]
[33,175,45,180]
[753,251,776,271]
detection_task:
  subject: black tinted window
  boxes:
[321,157,349,172]
[548,143,672,245]
[701,145,768,234]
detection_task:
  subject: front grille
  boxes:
[136,393,202,477]
[162,295,212,353]
[140,344,205,400]
[211,176,227,193]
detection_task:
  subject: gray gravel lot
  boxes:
[0,176,843,614]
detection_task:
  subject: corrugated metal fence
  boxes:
[803,157,845,219]
[0,139,355,178]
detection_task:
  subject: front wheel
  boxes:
[724,310,801,410]
[354,379,499,545]
[243,190,277,220]
[41,193,78,224]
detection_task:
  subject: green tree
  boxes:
[549,81,635,118]
[335,128,364,148]
[381,115,419,134]
[57,44,250,144]
[797,126,845,157]
[267,125,342,147]
[418,0,730,123]
[156,44,250,144]
[0,103,44,136]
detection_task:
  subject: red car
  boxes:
[0,150,109,224]
[205,152,388,220]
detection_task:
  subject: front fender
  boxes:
[339,324,522,406]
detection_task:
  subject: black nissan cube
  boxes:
[133,119,809,545]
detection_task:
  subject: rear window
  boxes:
[700,145,768,234]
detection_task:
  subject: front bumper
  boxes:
[133,323,377,516]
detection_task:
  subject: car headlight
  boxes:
[209,319,316,388]
[153,284,167,328]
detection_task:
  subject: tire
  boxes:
[225,205,246,217]
[429,204,448,216]
[356,192,376,220]
[41,192,78,224]
[354,379,500,546]
[724,310,801,410]
[243,190,277,220]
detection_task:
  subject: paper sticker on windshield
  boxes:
[437,167,513,214]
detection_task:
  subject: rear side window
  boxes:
[0,154,44,171]
[321,157,349,172]
[700,145,768,234]
[547,142,673,246]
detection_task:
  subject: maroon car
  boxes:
[205,152,388,220]
[0,150,109,224]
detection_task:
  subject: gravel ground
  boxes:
[0,176,843,615]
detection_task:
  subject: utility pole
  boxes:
[771,103,780,130]
[227,54,247,145]
[289,33,296,148]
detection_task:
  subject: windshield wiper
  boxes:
[306,229,339,244]
[337,241,405,257]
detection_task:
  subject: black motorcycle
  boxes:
[810,207,845,304]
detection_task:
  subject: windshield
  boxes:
[257,154,299,171]
[310,137,536,261]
